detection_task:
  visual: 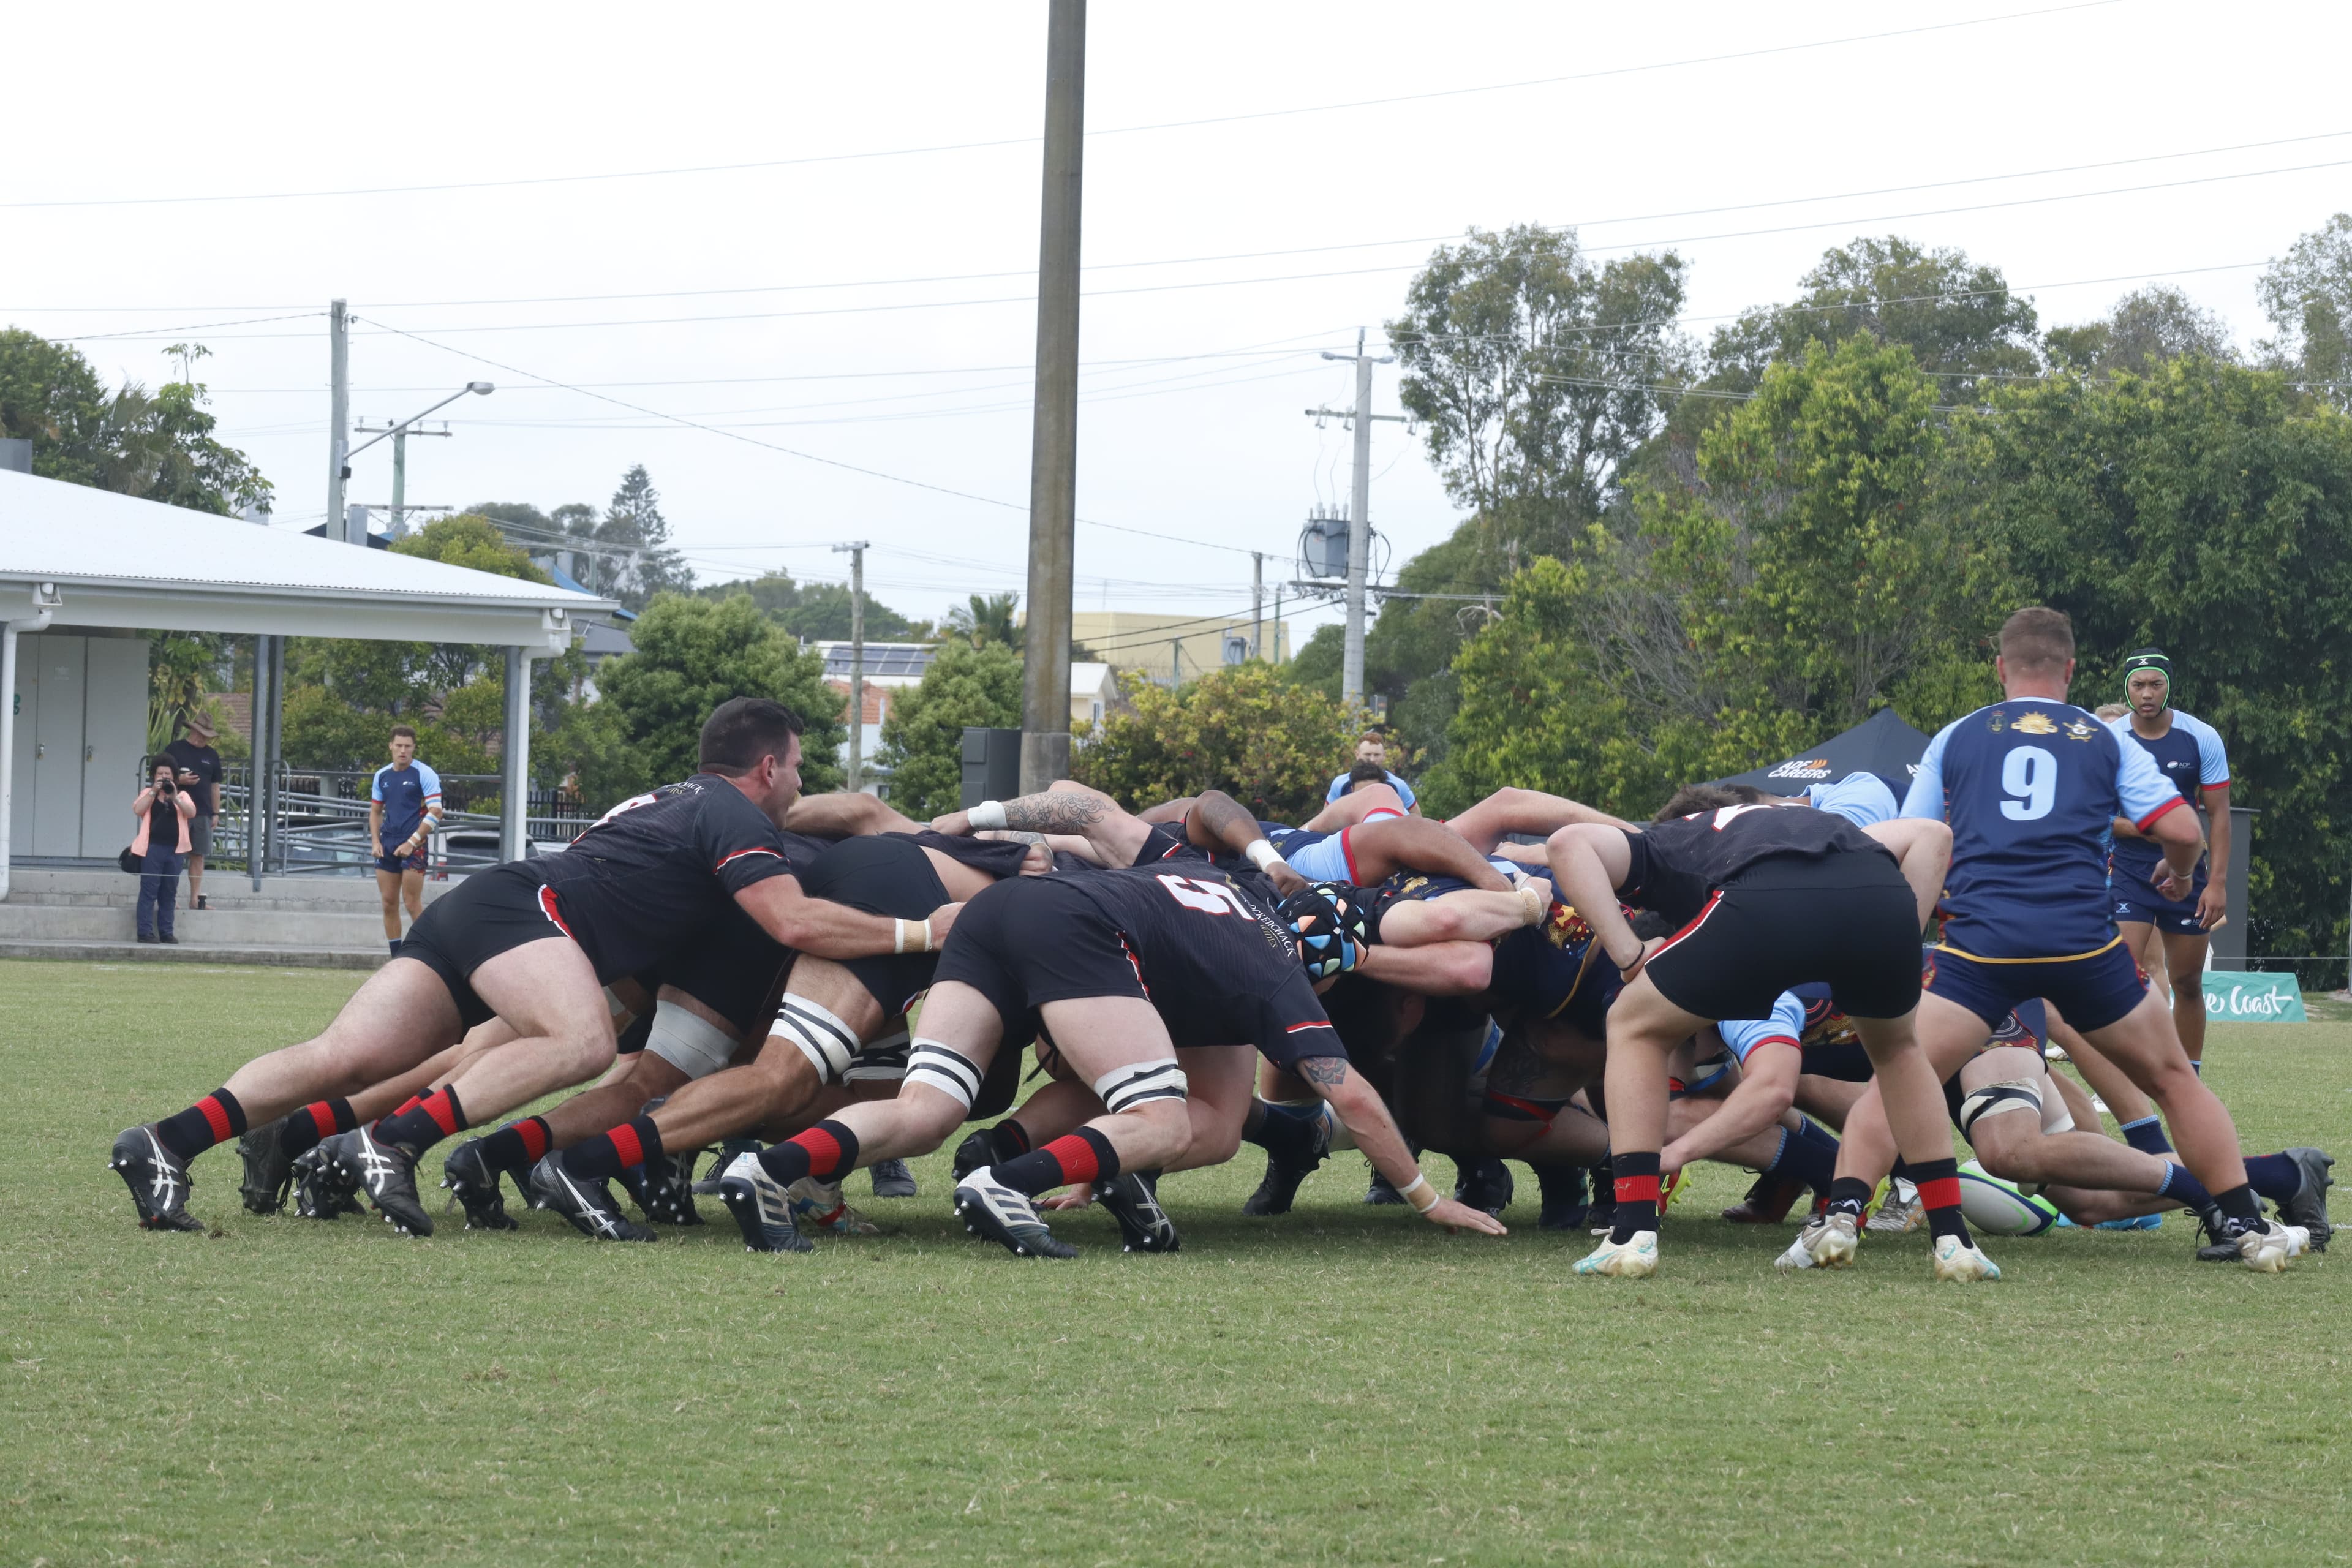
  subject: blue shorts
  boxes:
[1276,827,1361,885]
[1926,941,2147,1036]
[376,848,427,875]
[2111,866,2208,937]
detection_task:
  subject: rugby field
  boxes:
[4,959,2346,1567]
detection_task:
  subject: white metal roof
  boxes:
[0,467,617,648]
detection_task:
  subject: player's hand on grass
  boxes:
[1041,1186,1095,1212]
[1422,1196,1507,1236]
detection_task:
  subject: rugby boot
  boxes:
[868,1158,919,1199]
[1573,1229,1659,1278]
[1776,1211,1860,1270]
[2231,1216,2308,1273]
[290,1144,363,1219]
[1867,1185,1924,1234]
[1363,1169,1406,1205]
[236,1117,296,1215]
[2278,1147,2334,1251]
[717,1152,813,1254]
[1453,1156,1514,1217]
[321,1127,434,1237]
[953,1165,1077,1259]
[1721,1171,1803,1226]
[1532,1163,1591,1231]
[688,1137,759,1195]
[617,1151,701,1227]
[1242,1148,1317,1216]
[438,1139,519,1231]
[2193,1205,2310,1263]
[786,1177,881,1237]
[526,1154,654,1242]
[951,1129,997,1182]
[110,1125,204,1232]
[1095,1170,1180,1253]
[1930,1235,2002,1283]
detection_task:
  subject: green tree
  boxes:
[696,571,917,641]
[2045,285,2235,378]
[1969,356,2352,956]
[0,330,271,513]
[947,591,1022,650]
[1072,663,1355,822]
[872,641,1023,818]
[1706,236,2038,402]
[2256,211,2352,410]
[594,464,694,611]
[594,595,845,792]
[390,513,552,582]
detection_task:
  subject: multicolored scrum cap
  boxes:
[1278,882,1369,981]
[2121,647,2172,700]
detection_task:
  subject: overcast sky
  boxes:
[9,0,2349,649]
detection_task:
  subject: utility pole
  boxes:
[353,419,451,539]
[1018,0,1085,795]
[1308,329,1401,707]
[326,299,350,543]
[1251,551,1264,660]
[834,540,869,793]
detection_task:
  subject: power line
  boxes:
[0,2,2120,213]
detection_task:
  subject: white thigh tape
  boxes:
[772,997,859,1083]
[905,1038,986,1110]
[1093,1057,1187,1114]
[646,1000,738,1080]
[1958,1079,2041,1139]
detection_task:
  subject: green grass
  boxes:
[3,959,2347,1567]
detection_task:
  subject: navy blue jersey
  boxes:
[2106,711,2228,881]
[1902,700,2182,960]
[371,761,442,845]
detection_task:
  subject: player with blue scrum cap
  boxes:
[2106,649,2231,1069]
[1815,606,2304,1272]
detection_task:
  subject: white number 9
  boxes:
[2000,745,2057,821]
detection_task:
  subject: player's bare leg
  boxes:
[2157,927,2211,1064]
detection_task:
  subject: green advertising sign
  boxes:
[2200,971,2307,1023]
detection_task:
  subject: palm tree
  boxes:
[948,591,1021,650]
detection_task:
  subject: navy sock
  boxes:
[2213,1182,2261,1223]
[2190,1058,2203,1076]
[1793,1117,1841,1154]
[155,1088,247,1162]
[1608,1152,1661,1243]
[2155,1161,2214,1210]
[1243,1100,1321,1160]
[1766,1126,1839,1191]
[1826,1176,1874,1220]
[2242,1153,2302,1204]
[388,938,404,957]
[2120,1115,2174,1156]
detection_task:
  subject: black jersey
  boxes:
[893,829,1035,881]
[524,775,810,979]
[1620,805,1892,927]
[1036,863,1339,1062]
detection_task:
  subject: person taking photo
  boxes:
[132,758,196,945]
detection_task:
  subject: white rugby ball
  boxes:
[1957,1159,2060,1236]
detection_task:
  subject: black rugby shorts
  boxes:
[1641,851,1921,1023]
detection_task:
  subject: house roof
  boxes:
[0,468,616,649]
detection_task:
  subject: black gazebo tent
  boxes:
[1709,707,1932,798]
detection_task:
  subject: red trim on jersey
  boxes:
[1339,826,1363,884]
[1745,1035,1801,1057]
[714,846,783,872]
[537,884,575,939]
[1649,890,1726,962]
[2202,777,2231,792]
[1119,935,1151,998]
[1285,1020,1335,1034]
[1362,806,1404,823]
[1482,1090,1561,1129]
[2133,794,2188,834]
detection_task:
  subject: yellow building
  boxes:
[1065,610,1291,688]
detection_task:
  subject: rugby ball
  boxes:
[1957,1159,2060,1237]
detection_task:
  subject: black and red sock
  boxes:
[1608,1151,1661,1243]
[155,1088,246,1162]
[1908,1157,1972,1243]
[753,1119,862,1188]
[281,1098,356,1158]
[371,1085,466,1153]
[560,1115,662,1182]
[993,1127,1119,1196]
[477,1116,552,1178]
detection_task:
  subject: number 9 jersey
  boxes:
[1901,699,2185,960]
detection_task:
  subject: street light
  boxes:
[346,382,495,538]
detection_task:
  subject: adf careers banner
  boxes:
[2201,971,2308,1023]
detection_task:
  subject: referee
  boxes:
[370,725,444,957]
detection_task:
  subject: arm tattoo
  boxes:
[999,791,1110,833]
[1297,1055,1349,1087]
[992,829,1049,845]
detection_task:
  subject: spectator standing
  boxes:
[162,713,223,911]
[369,725,443,957]
[132,758,195,944]
[1325,730,1419,814]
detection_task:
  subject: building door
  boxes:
[28,635,84,856]
[81,638,149,858]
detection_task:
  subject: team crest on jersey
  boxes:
[1542,901,1593,951]
[2011,710,2059,735]
[2062,717,2099,742]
